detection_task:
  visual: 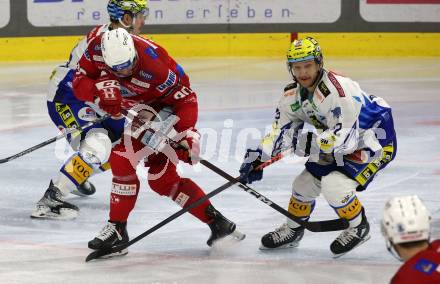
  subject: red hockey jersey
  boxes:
[73,33,197,132]
[391,239,440,284]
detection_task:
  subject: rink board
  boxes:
[0,33,439,62]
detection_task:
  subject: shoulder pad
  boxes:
[284,82,297,92]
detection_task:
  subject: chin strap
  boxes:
[386,240,403,261]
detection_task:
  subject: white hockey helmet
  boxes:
[381,195,431,245]
[101,28,137,76]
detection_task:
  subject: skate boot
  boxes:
[72,180,96,197]
[260,223,305,250]
[88,221,129,257]
[330,209,371,258]
[30,181,79,220]
[205,205,246,246]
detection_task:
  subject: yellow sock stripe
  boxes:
[288,196,314,218]
[333,196,363,221]
[62,155,94,186]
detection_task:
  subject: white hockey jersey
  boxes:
[261,70,392,161]
[47,24,110,102]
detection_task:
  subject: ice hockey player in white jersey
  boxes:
[239,37,397,257]
[31,0,149,220]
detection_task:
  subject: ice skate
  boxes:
[30,181,79,220]
[205,205,245,247]
[331,210,370,258]
[88,221,129,258]
[260,223,304,250]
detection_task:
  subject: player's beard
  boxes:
[299,70,322,90]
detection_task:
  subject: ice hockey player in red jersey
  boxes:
[31,0,148,220]
[73,28,245,256]
[381,195,440,284]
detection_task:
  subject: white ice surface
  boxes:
[0,58,439,284]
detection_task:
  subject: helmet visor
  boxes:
[110,57,136,78]
[135,8,149,20]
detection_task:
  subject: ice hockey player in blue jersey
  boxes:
[31,0,149,220]
[239,37,397,257]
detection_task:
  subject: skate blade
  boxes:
[30,208,78,220]
[259,241,300,251]
[211,229,246,247]
[97,249,128,259]
[231,229,246,241]
[71,189,88,197]
[332,234,371,259]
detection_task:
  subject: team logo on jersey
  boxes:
[139,70,154,80]
[414,259,438,275]
[78,107,97,122]
[94,44,101,51]
[318,81,331,97]
[157,70,177,93]
[145,47,158,59]
[331,107,342,119]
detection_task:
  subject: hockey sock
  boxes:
[287,195,315,228]
[172,178,212,223]
[109,177,140,222]
[331,196,363,227]
[56,153,95,195]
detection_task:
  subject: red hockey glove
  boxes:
[176,130,200,165]
[94,79,122,117]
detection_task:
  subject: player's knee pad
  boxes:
[79,130,112,166]
[321,171,358,205]
[292,169,321,201]
[321,171,363,222]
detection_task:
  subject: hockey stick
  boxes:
[0,114,110,164]
[85,153,288,262]
[85,116,347,262]
[197,159,349,232]
[122,107,347,232]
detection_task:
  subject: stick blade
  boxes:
[85,248,111,262]
[306,218,349,232]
